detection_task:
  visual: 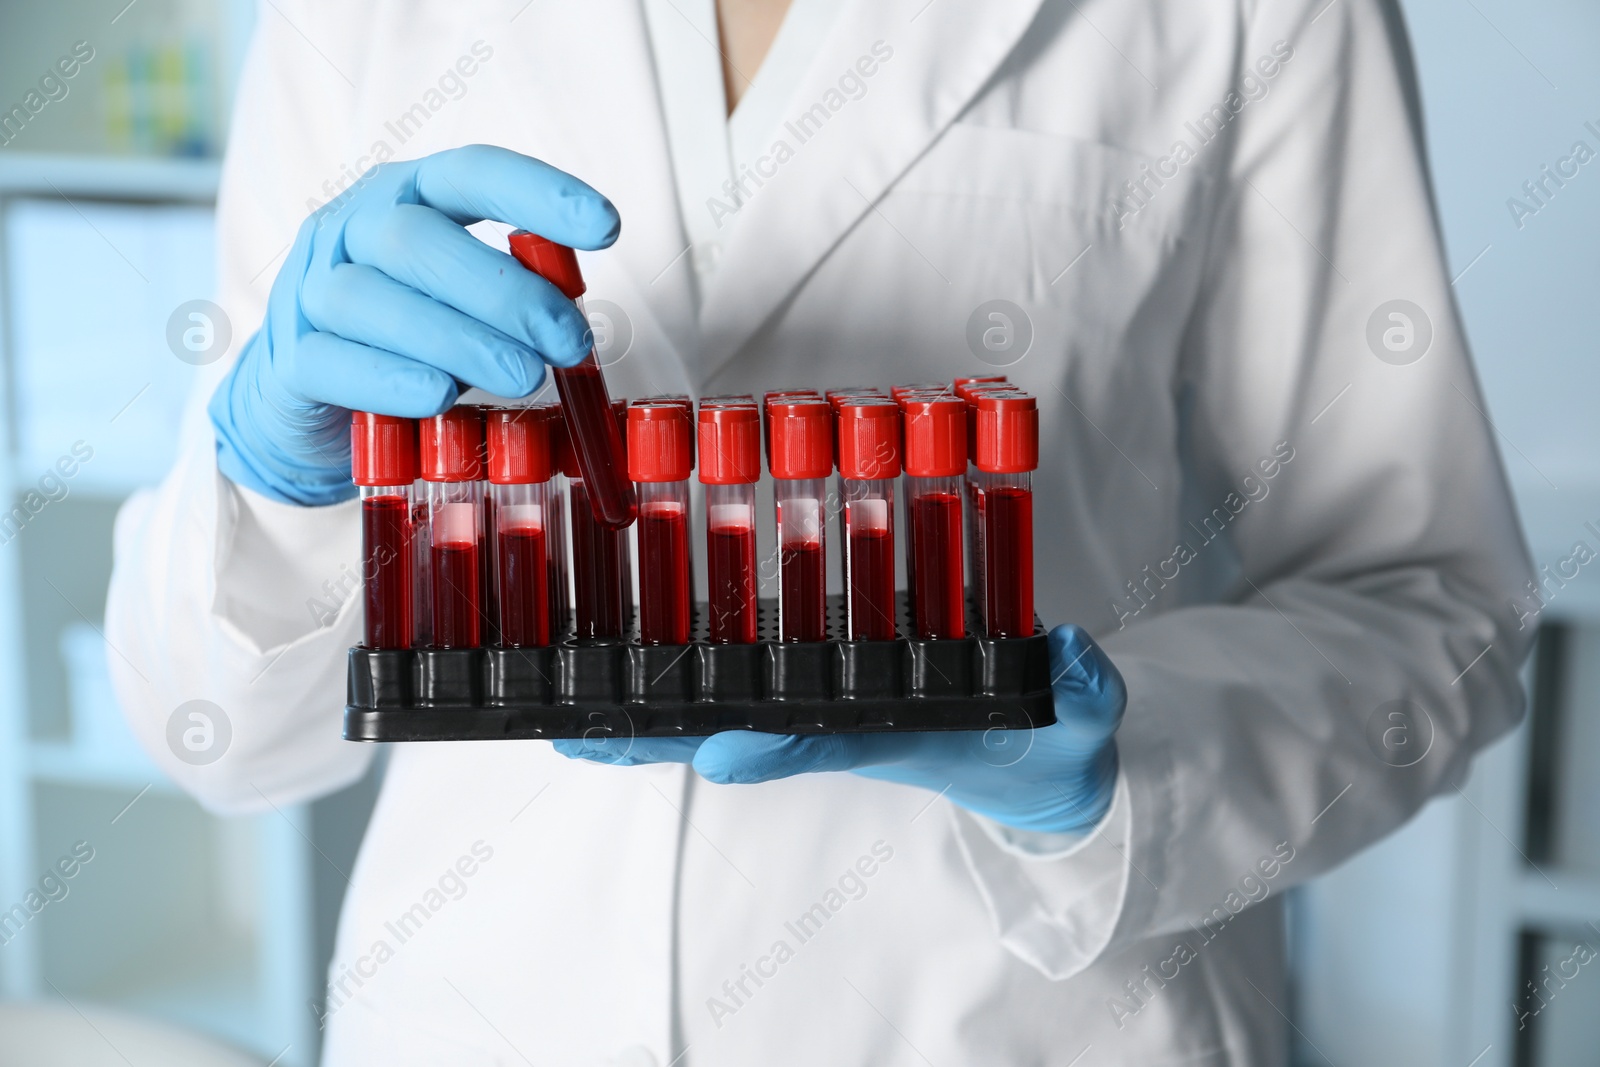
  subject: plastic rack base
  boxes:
[344,595,1054,742]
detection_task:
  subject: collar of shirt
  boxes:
[640,0,849,304]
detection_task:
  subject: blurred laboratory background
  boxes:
[0,1,1594,1064]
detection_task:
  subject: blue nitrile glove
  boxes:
[556,625,1125,834]
[209,144,620,505]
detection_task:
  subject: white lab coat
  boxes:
[106,0,1535,1062]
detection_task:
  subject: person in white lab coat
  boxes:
[107,0,1534,1062]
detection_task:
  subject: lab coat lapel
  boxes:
[695,0,1049,381]
[507,0,699,379]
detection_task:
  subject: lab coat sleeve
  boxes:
[953,0,1535,978]
[105,0,376,815]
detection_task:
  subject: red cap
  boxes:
[628,403,693,482]
[350,413,418,487]
[837,399,901,480]
[641,395,695,466]
[420,406,486,482]
[890,382,952,401]
[902,396,967,477]
[954,374,1007,391]
[767,399,833,479]
[485,407,553,484]
[508,231,586,300]
[974,391,1039,473]
[702,393,756,407]
[955,379,1015,462]
[825,387,888,409]
[698,404,762,485]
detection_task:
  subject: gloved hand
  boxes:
[209,144,620,505]
[556,624,1126,835]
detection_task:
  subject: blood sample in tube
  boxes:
[699,404,762,644]
[769,398,833,641]
[421,407,486,648]
[903,395,967,639]
[630,402,694,645]
[507,231,636,529]
[351,413,418,650]
[975,390,1039,637]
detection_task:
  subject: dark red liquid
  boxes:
[481,496,499,646]
[497,525,550,647]
[638,502,691,644]
[553,355,637,528]
[411,500,432,647]
[780,540,827,641]
[549,492,569,633]
[912,491,965,639]
[708,524,758,644]
[983,486,1035,637]
[361,495,412,649]
[847,525,896,640]
[431,541,481,648]
[570,480,627,638]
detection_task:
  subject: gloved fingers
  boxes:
[412,145,620,249]
[691,732,923,784]
[342,203,593,368]
[303,263,545,398]
[278,331,457,417]
[553,736,705,767]
[1048,624,1127,745]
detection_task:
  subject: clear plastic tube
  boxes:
[427,479,484,648]
[637,481,692,644]
[410,482,432,647]
[981,470,1035,637]
[776,478,827,642]
[570,476,628,639]
[555,322,636,529]
[842,477,896,641]
[491,480,551,647]
[359,484,413,649]
[909,474,965,639]
[706,483,758,643]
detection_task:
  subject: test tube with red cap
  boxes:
[903,396,967,639]
[506,231,637,529]
[420,407,487,648]
[953,377,1009,601]
[486,407,555,647]
[566,402,630,639]
[629,402,694,645]
[768,398,833,641]
[837,398,901,641]
[351,413,418,649]
[976,391,1039,637]
[699,403,762,644]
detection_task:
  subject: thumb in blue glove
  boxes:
[555,624,1126,835]
[210,144,620,506]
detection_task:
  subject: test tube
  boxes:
[699,403,762,644]
[903,396,967,640]
[486,407,555,647]
[507,231,637,529]
[768,398,833,641]
[566,403,630,640]
[953,377,1010,605]
[544,403,573,633]
[351,413,418,649]
[975,391,1039,637]
[629,403,694,645]
[837,398,901,641]
[420,407,487,648]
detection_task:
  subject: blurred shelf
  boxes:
[0,152,219,202]
[28,740,175,794]
[1517,869,1600,930]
